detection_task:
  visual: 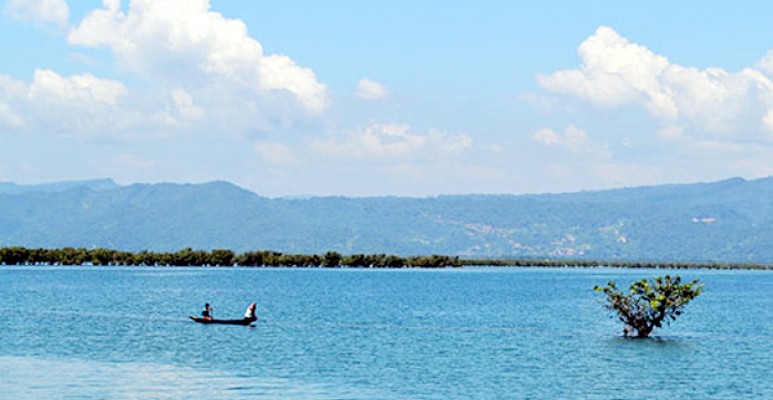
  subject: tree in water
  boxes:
[594,275,703,338]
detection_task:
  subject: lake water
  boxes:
[1,266,771,399]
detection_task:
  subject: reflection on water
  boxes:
[0,356,378,400]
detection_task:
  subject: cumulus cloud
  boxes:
[311,123,472,160]
[5,0,69,26]
[355,78,389,100]
[0,69,128,136]
[538,26,773,140]
[0,0,330,139]
[29,69,127,106]
[68,0,327,114]
[61,0,327,136]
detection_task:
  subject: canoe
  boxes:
[189,316,257,326]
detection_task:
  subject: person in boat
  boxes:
[243,302,257,322]
[201,303,213,321]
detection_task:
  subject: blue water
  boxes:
[1,266,771,399]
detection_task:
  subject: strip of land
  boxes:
[1,246,771,270]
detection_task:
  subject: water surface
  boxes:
[1,267,771,399]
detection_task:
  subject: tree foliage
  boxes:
[594,275,703,338]
[0,246,461,268]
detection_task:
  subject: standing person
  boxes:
[243,302,257,322]
[201,303,213,321]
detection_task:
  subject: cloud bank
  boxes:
[538,26,773,142]
[0,0,328,139]
[69,0,327,113]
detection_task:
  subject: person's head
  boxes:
[205,303,210,308]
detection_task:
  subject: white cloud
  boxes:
[539,27,670,114]
[0,70,128,136]
[259,55,328,113]
[429,129,473,156]
[533,124,610,158]
[169,89,205,120]
[5,0,69,26]
[0,102,25,130]
[68,0,328,114]
[153,88,206,128]
[311,123,472,160]
[538,26,773,139]
[0,76,25,129]
[0,0,331,139]
[758,50,773,76]
[253,141,297,165]
[533,128,561,146]
[29,69,127,106]
[355,78,389,100]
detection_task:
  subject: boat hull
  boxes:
[189,316,256,325]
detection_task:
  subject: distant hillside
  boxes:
[1,177,773,263]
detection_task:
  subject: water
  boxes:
[1,266,771,399]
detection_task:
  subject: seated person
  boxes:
[201,303,213,320]
[244,302,257,321]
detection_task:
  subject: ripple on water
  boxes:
[0,356,385,400]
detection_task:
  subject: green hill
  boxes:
[1,177,772,263]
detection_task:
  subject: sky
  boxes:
[1,0,773,197]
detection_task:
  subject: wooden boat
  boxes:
[189,316,257,326]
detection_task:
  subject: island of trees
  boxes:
[0,247,461,268]
[1,246,772,269]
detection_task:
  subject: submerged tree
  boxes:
[594,275,703,338]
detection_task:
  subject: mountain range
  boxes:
[2,177,773,263]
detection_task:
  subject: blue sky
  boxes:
[1,0,773,196]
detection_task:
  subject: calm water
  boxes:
[1,266,771,399]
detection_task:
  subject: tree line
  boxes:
[463,257,773,270]
[0,247,461,268]
[1,246,771,270]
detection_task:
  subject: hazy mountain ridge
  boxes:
[1,177,772,263]
[0,179,119,194]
